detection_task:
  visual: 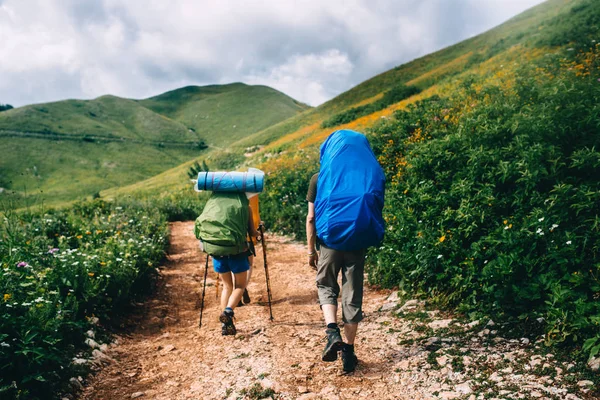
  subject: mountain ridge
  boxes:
[0,83,309,208]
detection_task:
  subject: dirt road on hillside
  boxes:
[80,222,597,400]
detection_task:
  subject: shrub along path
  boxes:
[80,222,597,400]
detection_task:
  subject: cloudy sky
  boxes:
[0,0,546,107]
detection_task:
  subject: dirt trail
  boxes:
[80,222,596,400]
[80,221,417,400]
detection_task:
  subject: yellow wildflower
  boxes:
[88,272,94,277]
[76,235,83,239]
[3,294,11,302]
[439,235,446,243]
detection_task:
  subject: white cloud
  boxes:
[245,49,354,106]
[0,0,546,107]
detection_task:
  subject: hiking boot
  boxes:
[219,311,236,336]
[221,323,230,336]
[341,345,359,372]
[322,327,343,362]
[242,288,251,304]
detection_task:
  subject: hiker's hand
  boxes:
[308,252,318,270]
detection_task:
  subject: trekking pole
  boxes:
[199,254,209,328]
[215,273,220,300]
[258,224,274,321]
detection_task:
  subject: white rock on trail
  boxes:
[131,392,144,398]
[387,291,400,303]
[588,356,600,371]
[298,386,309,394]
[439,391,461,399]
[92,349,114,365]
[477,329,490,337]
[381,302,397,311]
[565,394,583,400]
[466,320,480,328]
[399,299,423,311]
[455,382,472,394]
[488,372,503,382]
[297,394,317,400]
[577,380,594,387]
[85,338,100,349]
[161,344,176,353]
[429,319,453,329]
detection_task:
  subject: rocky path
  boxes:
[80,222,598,400]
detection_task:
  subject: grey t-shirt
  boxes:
[306,173,319,203]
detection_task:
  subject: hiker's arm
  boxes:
[306,202,318,270]
[248,205,260,238]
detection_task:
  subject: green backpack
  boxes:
[194,192,249,256]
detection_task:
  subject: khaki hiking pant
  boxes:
[316,245,367,324]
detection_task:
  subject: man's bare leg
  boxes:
[322,304,337,325]
[344,323,358,345]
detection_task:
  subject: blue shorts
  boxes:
[212,253,250,274]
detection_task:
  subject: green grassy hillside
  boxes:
[0,84,309,209]
[0,95,200,142]
[139,83,310,147]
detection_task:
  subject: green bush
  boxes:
[0,199,169,399]
[369,46,600,355]
[150,188,208,222]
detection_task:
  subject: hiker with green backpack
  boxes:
[195,191,260,335]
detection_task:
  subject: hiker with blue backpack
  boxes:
[306,130,385,373]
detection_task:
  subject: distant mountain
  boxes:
[0,84,309,208]
[139,83,309,147]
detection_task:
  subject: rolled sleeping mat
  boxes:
[194,168,265,193]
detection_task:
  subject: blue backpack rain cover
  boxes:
[315,129,385,251]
